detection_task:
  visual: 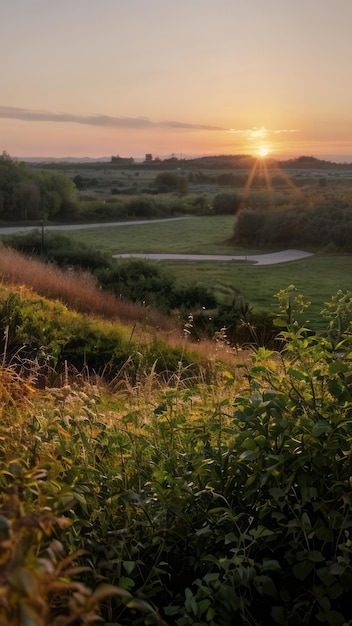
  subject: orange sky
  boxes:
[1,0,352,161]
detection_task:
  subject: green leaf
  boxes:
[268,487,285,502]
[312,420,332,437]
[301,486,318,504]
[122,561,136,576]
[287,368,309,381]
[118,576,135,591]
[261,559,281,572]
[296,550,325,563]
[329,361,348,374]
[293,560,315,581]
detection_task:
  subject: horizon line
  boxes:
[13,152,352,164]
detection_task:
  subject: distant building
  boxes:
[111,155,134,165]
[145,153,153,162]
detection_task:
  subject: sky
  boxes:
[1,0,352,161]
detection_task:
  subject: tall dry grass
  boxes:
[0,244,173,330]
[0,244,250,367]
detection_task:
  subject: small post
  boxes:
[40,220,44,256]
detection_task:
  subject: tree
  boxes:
[15,180,41,220]
[0,154,78,221]
[34,170,78,218]
[212,191,241,214]
[233,209,266,245]
[153,172,188,195]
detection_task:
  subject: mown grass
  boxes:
[161,255,352,326]
[62,215,352,329]
[65,215,251,255]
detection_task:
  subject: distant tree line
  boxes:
[0,152,78,221]
[230,191,352,251]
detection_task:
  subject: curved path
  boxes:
[112,250,313,266]
[0,217,189,235]
[0,218,313,266]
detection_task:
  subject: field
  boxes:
[62,214,352,328]
[16,156,352,330]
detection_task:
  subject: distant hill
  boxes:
[16,156,111,164]
[15,154,352,169]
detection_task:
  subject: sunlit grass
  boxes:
[161,255,352,328]
[63,215,352,328]
[64,215,265,255]
[0,245,172,330]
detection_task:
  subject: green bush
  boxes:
[212,191,242,215]
[125,195,165,218]
[96,259,216,315]
[2,288,352,624]
[153,172,189,195]
[1,231,113,271]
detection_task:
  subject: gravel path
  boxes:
[113,250,313,266]
[0,219,313,266]
[0,217,189,235]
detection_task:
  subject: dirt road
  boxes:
[112,250,313,266]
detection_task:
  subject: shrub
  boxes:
[153,172,189,195]
[212,191,242,214]
[1,288,352,624]
[125,196,159,218]
[1,231,113,271]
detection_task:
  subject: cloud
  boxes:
[0,106,224,131]
[228,126,301,139]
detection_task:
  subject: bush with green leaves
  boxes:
[152,172,189,195]
[2,287,352,624]
[67,287,352,625]
[230,190,352,251]
[211,191,242,215]
[0,152,78,221]
[0,290,203,382]
[1,231,113,271]
[96,259,217,315]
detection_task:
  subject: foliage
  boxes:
[211,191,242,215]
[0,244,173,331]
[0,287,352,624]
[0,290,201,381]
[231,189,352,251]
[0,152,78,221]
[2,231,113,271]
[125,195,169,218]
[95,259,217,315]
[152,172,189,195]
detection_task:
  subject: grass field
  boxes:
[63,215,352,328]
[64,215,262,255]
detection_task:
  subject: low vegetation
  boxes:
[1,154,352,623]
[0,233,278,346]
[230,187,352,251]
[1,285,352,625]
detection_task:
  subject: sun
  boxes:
[258,146,270,157]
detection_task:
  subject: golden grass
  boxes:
[0,244,251,369]
[0,244,173,330]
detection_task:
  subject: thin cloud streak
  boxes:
[229,126,301,139]
[0,106,225,131]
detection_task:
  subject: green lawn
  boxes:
[66,215,352,328]
[67,215,262,255]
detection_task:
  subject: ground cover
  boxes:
[1,289,352,624]
[63,216,351,330]
[65,215,242,256]
[161,255,352,328]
